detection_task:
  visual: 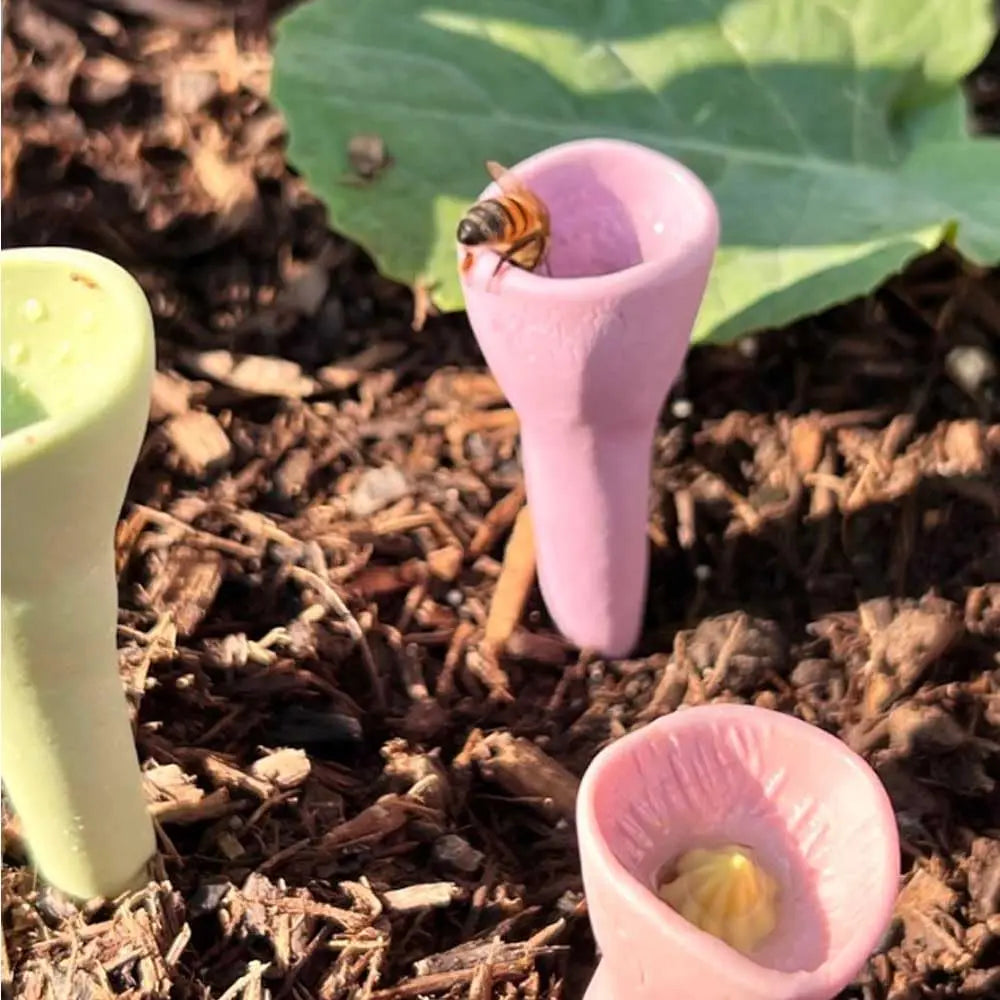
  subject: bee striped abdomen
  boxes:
[457,199,512,244]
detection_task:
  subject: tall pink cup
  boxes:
[458,138,719,657]
[576,704,901,999]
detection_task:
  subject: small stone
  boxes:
[945,344,996,396]
[349,464,410,517]
[432,834,485,875]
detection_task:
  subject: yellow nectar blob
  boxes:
[658,844,779,955]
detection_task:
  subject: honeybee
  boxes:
[457,160,551,278]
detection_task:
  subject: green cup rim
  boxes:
[1,246,155,473]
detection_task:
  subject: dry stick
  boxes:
[58,935,83,1000]
[638,659,688,720]
[319,795,417,851]
[151,815,182,862]
[217,961,270,1000]
[164,923,192,969]
[465,644,514,703]
[468,940,499,1000]
[484,505,536,649]
[702,612,749,697]
[287,564,385,708]
[132,503,259,560]
[369,961,530,1000]
[436,621,475,701]
[469,484,526,558]
[275,926,333,1000]
[150,788,237,825]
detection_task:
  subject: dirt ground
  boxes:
[2,2,999,998]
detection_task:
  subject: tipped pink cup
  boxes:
[458,138,718,657]
[576,704,900,1000]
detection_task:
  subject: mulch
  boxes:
[2,2,999,998]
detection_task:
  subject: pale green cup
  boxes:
[2,246,156,899]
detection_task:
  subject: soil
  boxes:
[2,3,999,999]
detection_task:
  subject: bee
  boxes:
[457,160,551,278]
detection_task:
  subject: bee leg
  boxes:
[492,233,543,277]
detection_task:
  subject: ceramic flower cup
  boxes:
[576,704,900,1000]
[1,246,156,899]
[458,138,719,657]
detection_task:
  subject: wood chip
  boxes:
[381,882,463,913]
[152,788,236,825]
[181,349,319,398]
[150,370,203,421]
[316,342,408,390]
[145,545,224,636]
[249,748,311,790]
[789,416,825,475]
[179,749,273,800]
[319,795,414,850]
[143,763,203,809]
[426,544,464,582]
[473,733,580,823]
[164,410,233,477]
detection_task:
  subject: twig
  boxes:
[288,563,385,708]
[151,788,237,825]
[217,960,270,1000]
[132,504,259,560]
[368,960,530,999]
[436,621,475,701]
[484,505,535,649]
[469,484,525,557]
[703,613,749,697]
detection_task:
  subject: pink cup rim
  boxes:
[458,137,719,301]
[576,703,900,996]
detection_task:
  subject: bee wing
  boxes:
[485,160,528,195]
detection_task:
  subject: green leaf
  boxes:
[271,0,1000,344]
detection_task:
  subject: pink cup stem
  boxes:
[520,421,654,656]
[458,138,719,656]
